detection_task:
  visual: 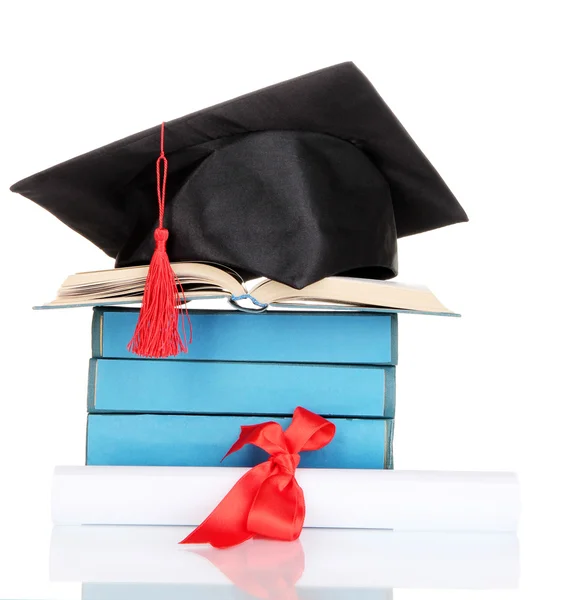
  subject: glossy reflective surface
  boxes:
[0,521,521,599]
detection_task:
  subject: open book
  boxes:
[38,262,457,316]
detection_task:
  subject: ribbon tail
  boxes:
[247,475,306,542]
[180,463,272,549]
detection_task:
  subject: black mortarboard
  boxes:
[11,62,467,291]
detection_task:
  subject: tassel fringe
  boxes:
[127,228,190,358]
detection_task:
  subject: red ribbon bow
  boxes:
[180,407,335,549]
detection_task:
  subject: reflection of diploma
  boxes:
[50,526,519,590]
[52,466,520,532]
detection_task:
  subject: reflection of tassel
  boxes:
[128,123,191,358]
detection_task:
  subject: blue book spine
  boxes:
[87,359,396,418]
[86,414,394,469]
[92,308,398,365]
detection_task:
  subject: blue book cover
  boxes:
[92,307,398,365]
[86,414,394,470]
[88,358,396,418]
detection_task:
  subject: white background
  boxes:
[0,1,571,598]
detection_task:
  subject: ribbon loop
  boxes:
[223,421,288,461]
[285,406,337,453]
[180,407,335,548]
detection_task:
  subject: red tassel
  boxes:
[127,123,191,358]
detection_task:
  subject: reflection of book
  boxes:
[50,526,519,590]
[92,307,398,364]
[82,583,392,599]
[88,358,396,417]
[40,262,456,315]
[86,414,394,469]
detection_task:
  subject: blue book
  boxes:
[88,358,396,418]
[86,414,394,469]
[92,307,398,365]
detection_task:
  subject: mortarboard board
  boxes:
[11,62,467,288]
[10,62,468,357]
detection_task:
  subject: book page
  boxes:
[251,277,453,314]
[47,263,245,306]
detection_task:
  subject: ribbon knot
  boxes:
[180,407,335,549]
[271,452,300,476]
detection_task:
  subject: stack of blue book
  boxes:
[86,307,397,469]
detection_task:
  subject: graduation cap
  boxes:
[10,61,467,357]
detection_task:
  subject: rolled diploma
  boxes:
[52,466,519,532]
